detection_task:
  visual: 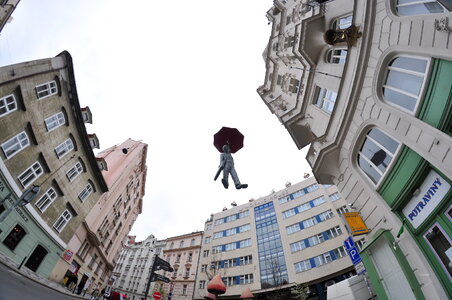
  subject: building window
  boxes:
[395,0,451,16]
[35,187,57,212]
[179,240,184,248]
[182,284,187,295]
[329,192,341,201]
[289,78,300,93]
[326,47,348,64]
[190,238,195,246]
[53,209,72,232]
[1,131,30,159]
[3,224,26,251]
[424,223,452,277]
[203,250,209,257]
[201,264,207,272]
[36,80,57,99]
[314,87,337,113]
[45,112,65,132]
[0,94,17,117]
[78,240,91,260]
[78,183,93,202]
[66,162,83,182]
[199,280,206,289]
[358,128,400,185]
[383,56,429,113]
[332,15,353,29]
[18,161,43,188]
[204,236,211,244]
[55,138,74,158]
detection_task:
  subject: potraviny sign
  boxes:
[402,170,450,229]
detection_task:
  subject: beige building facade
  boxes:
[194,177,360,299]
[161,232,203,300]
[258,0,452,299]
[0,51,108,284]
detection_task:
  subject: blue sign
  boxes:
[344,237,362,265]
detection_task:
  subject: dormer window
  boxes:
[81,107,92,124]
[96,157,108,171]
[88,134,99,149]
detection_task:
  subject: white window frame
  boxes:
[332,14,353,29]
[326,47,348,64]
[358,128,401,186]
[36,80,58,99]
[35,187,57,212]
[53,209,72,233]
[18,161,43,188]
[382,55,430,114]
[0,94,17,117]
[55,138,74,158]
[314,87,337,113]
[1,131,30,159]
[78,183,93,202]
[66,162,83,182]
[395,0,451,16]
[45,111,65,132]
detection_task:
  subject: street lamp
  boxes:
[0,185,40,223]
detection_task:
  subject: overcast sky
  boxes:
[0,0,312,241]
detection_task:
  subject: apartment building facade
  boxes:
[111,235,165,300]
[50,138,148,292]
[161,232,203,300]
[0,51,108,280]
[258,0,451,299]
[194,177,361,299]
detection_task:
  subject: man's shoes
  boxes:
[236,184,248,189]
[222,179,229,189]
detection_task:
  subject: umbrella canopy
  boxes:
[240,287,254,299]
[207,274,227,295]
[213,127,244,153]
[204,292,217,300]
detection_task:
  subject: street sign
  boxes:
[344,237,366,274]
[153,291,162,299]
[344,236,361,264]
[155,257,174,272]
[152,273,171,283]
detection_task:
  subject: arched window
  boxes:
[358,128,400,185]
[332,15,353,29]
[395,0,451,16]
[326,48,348,64]
[382,56,429,113]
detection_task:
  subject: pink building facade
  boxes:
[52,139,148,292]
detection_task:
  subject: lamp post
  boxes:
[0,185,40,223]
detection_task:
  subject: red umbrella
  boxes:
[213,127,244,154]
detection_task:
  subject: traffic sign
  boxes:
[152,273,171,283]
[153,291,162,299]
[344,236,362,265]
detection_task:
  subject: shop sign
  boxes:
[62,249,74,261]
[343,212,369,236]
[402,170,450,229]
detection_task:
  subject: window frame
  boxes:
[381,55,431,115]
[55,138,74,159]
[1,131,30,159]
[18,161,43,188]
[314,87,337,114]
[36,80,58,100]
[395,0,452,16]
[0,94,18,118]
[53,209,72,233]
[357,128,401,187]
[78,183,93,202]
[45,111,66,132]
[326,47,348,64]
[35,187,57,212]
[66,162,83,182]
[332,14,353,30]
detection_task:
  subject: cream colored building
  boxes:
[194,177,361,299]
[112,235,165,300]
[258,0,452,299]
[161,232,203,300]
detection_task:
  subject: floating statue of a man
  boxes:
[215,144,248,190]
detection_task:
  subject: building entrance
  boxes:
[25,244,48,272]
